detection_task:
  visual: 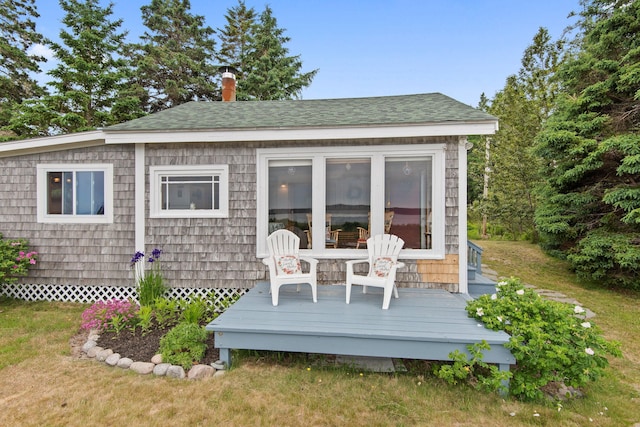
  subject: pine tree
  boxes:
[0,0,47,136]
[129,0,219,112]
[239,5,317,100]
[484,28,565,239]
[9,0,141,136]
[216,0,257,79]
[535,0,640,289]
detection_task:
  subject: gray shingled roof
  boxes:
[105,93,496,132]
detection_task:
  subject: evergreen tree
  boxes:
[9,0,141,136]
[484,28,565,239]
[239,5,317,100]
[216,0,257,79]
[535,0,640,289]
[0,0,47,136]
[129,0,219,112]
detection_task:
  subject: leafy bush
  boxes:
[81,299,139,333]
[152,297,180,327]
[159,322,208,370]
[435,340,512,395]
[131,248,167,306]
[0,233,38,285]
[567,231,640,290]
[179,297,207,324]
[465,277,621,401]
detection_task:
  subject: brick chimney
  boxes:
[219,66,237,102]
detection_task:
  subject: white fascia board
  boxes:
[103,121,499,144]
[0,130,106,158]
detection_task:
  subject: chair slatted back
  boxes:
[267,229,300,257]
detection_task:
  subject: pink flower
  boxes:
[30,259,37,264]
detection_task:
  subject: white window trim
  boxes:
[149,165,229,218]
[37,163,114,224]
[256,144,446,259]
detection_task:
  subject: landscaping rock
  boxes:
[151,354,163,364]
[188,364,215,380]
[153,363,171,376]
[105,353,121,366]
[130,361,155,375]
[86,346,103,358]
[166,365,186,379]
[211,360,226,370]
[82,340,97,353]
[213,370,226,378]
[117,358,133,369]
[96,348,114,362]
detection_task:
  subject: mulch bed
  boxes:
[96,321,219,366]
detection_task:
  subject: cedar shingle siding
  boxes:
[0,145,135,287]
[1,136,458,290]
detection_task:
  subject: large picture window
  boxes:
[150,165,229,218]
[257,145,445,258]
[37,164,113,224]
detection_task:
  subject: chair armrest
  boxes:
[299,255,319,267]
[345,259,369,266]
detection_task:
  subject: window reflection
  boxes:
[268,160,312,247]
[385,158,432,249]
[326,159,371,248]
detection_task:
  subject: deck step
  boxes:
[468,273,497,299]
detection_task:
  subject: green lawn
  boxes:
[0,241,638,426]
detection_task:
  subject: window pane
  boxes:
[76,171,104,215]
[47,172,63,214]
[385,158,432,249]
[326,159,371,249]
[161,179,213,210]
[62,172,73,214]
[268,161,312,247]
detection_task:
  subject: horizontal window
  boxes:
[150,165,229,218]
[257,145,445,258]
[37,164,113,224]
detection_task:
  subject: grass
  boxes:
[1,241,639,426]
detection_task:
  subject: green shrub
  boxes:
[0,233,38,285]
[435,340,512,395]
[152,297,180,327]
[465,277,621,401]
[567,231,640,290]
[159,322,208,370]
[179,297,207,324]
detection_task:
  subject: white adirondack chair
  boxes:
[345,234,405,309]
[263,229,318,306]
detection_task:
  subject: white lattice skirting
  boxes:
[0,283,247,312]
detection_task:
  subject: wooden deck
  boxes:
[206,282,514,372]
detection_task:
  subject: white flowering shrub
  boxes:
[466,277,621,401]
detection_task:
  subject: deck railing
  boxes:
[467,241,483,276]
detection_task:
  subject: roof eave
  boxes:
[104,121,499,144]
[0,130,105,158]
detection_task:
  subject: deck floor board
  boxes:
[206,282,514,367]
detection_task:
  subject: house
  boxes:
[0,81,498,301]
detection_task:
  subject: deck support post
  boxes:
[219,348,231,368]
[499,363,510,396]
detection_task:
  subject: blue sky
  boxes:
[33,0,581,107]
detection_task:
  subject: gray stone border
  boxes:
[80,330,226,380]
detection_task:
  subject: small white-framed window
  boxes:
[149,165,229,218]
[37,164,114,224]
